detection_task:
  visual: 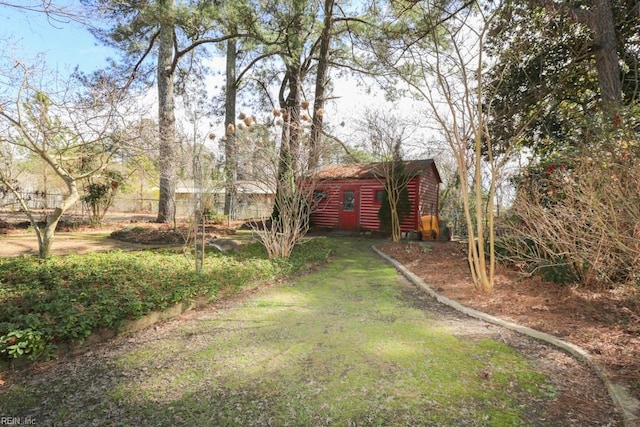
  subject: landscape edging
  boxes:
[372,245,639,427]
[0,296,210,372]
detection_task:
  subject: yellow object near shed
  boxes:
[418,215,439,240]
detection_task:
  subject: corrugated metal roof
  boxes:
[312,159,440,181]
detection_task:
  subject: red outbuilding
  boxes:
[309,159,441,233]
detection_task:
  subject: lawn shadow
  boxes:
[0,238,622,426]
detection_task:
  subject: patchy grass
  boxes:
[0,238,335,361]
[0,238,557,425]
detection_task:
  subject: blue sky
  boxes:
[0,2,424,152]
[0,4,113,73]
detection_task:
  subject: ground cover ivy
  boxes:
[0,238,335,362]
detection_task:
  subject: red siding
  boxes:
[362,177,421,232]
[310,176,427,232]
[309,161,441,232]
[311,178,368,228]
[359,179,385,231]
[311,182,343,228]
[418,166,440,217]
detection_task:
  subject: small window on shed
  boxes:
[374,189,385,204]
[314,190,328,201]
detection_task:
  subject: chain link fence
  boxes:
[0,191,272,222]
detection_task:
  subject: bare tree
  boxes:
[421,5,504,293]
[357,108,416,243]
[0,1,81,21]
[0,62,142,258]
[247,117,325,259]
[372,2,509,292]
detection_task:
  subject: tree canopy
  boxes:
[485,0,640,157]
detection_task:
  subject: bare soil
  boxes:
[0,214,241,257]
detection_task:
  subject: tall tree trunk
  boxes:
[224,38,238,218]
[284,64,302,172]
[472,29,492,293]
[156,0,177,224]
[590,0,621,108]
[309,0,334,170]
[534,0,622,108]
[272,1,304,222]
[272,65,302,221]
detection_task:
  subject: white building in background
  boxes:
[173,179,275,219]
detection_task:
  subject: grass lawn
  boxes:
[0,238,557,426]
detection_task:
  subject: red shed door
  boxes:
[339,187,359,231]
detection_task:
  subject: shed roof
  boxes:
[312,159,441,182]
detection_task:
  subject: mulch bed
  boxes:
[377,241,640,404]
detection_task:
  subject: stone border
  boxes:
[372,245,639,427]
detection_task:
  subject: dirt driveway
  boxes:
[0,213,235,257]
[0,213,181,257]
[0,232,152,257]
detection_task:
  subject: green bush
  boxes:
[0,328,47,361]
[0,238,336,361]
[377,186,411,234]
[205,211,227,224]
